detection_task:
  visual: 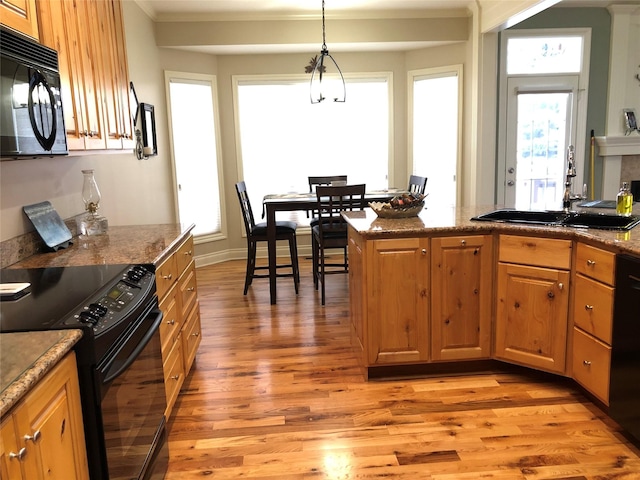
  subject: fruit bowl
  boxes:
[369,193,425,218]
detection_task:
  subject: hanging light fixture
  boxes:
[310,0,345,104]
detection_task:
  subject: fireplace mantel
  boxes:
[595,135,640,157]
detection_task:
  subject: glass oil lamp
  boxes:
[78,169,108,235]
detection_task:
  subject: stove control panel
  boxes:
[62,265,156,337]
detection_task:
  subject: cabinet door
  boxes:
[367,238,429,364]
[0,0,39,39]
[38,0,105,150]
[14,354,89,480]
[431,235,493,361]
[1,417,23,480]
[495,262,569,373]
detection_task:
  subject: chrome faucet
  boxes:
[562,145,583,212]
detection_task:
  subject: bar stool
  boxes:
[235,181,300,295]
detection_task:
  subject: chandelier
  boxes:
[309,0,346,104]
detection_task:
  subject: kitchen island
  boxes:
[343,205,639,411]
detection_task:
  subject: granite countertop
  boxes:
[343,205,640,256]
[8,223,195,269]
[0,330,82,417]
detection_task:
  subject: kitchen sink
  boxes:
[471,209,640,231]
[471,209,567,225]
[561,212,640,230]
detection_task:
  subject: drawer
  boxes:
[182,300,201,375]
[159,291,181,356]
[572,327,611,405]
[499,235,571,269]
[575,243,615,286]
[573,274,614,344]
[163,337,184,417]
[178,262,198,319]
[175,235,195,275]
[156,253,177,301]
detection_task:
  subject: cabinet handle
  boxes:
[171,374,180,380]
[167,319,175,325]
[187,287,195,292]
[586,259,596,266]
[460,239,466,245]
[421,249,427,255]
[558,282,564,290]
[585,304,594,311]
[24,430,41,443]
[184,250,192,256]
[9,448,27,461]
[192,332,200,337]
[163,273,173,280]
[583,360,592,366]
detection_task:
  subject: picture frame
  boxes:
[623,108,638,135]
[140,103,157,156]
[129,81,139,127]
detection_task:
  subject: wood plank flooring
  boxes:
[166,258,640,479]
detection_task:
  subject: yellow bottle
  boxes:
[616,182,633,216]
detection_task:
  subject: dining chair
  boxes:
[235,181,300,295]
[408,174,428,195]
[307,175,348,222]
[311,184,366,305]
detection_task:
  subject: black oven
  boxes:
[0,264,167,480]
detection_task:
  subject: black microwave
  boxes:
[0,27,68,159]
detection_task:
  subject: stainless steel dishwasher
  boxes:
[609,254,640,444]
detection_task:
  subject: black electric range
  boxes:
[0,263,168,480]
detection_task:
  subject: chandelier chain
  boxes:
[321,0,327,49]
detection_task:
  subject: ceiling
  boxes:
[137,0,636,54]
[136,0,633,21]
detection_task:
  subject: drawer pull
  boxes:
[162,273,173,280]
[583,360,592,366]
[460,239,466,245]
[585,304,594,311]
[192,332,200,337]
[586,259,596,266]
[421,249,427,255]
[9,448,26,461]
[24,430,41,443]
[170,374,180,380]
[167,319,176,325]
[184,250,192,256]
[187,287,195,292]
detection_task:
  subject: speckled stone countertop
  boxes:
[8,223,195,269]
[344,205,640,256]
[0,330,82,417]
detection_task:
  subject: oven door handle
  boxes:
[102,308,163,384]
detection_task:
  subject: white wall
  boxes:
[0,1,175,242]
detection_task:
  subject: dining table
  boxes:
[262,189,403,304]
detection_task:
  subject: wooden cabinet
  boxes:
[0,0,39,39]
[0,353,89,480]
[37,0,133,151]
[156,234,202,418]
[571,243,616,404]
[495,235,571,374]
[431,235,493,361]
[367,237,429,365]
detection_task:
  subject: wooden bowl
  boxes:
[368,201,425,218]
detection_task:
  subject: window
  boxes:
[234,74,391,225]
[409,66,462,208]
[165,72,224,238]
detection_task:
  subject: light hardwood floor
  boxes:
[166,258,640,479]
